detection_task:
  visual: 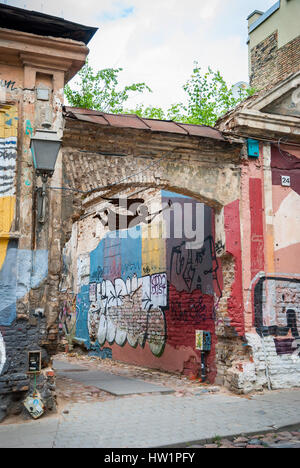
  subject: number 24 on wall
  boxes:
[281,175,291,187]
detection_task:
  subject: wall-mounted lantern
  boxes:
[30,130,61,224]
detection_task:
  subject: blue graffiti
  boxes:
[88,349,112,359]
[0,80,18,92]
[75,226,143,349]
[75,285,91,347]
[90,226,142,283]
[0,242,48,326]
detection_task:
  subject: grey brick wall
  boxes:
[250,31,300,90]
[0,317,55,422]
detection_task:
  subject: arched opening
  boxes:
[59,183,231,384]
[57,119,245,390]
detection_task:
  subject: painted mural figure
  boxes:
[254,277,300,357]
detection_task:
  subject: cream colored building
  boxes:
[247,0,300,89]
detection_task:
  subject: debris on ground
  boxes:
[188,430,300,448]
[54,351,224,411]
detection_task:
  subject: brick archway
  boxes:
[56,111,245,385]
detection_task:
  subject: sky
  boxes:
[4,0,276,110]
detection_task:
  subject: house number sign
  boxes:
[281,175,291,187]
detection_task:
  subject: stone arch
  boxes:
[60,177,241,382]
[58,122,244,385]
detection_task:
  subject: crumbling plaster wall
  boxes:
[0,62,64,421]
[60,122,253,390]
[0,21,90,420]
[228,142,300,393]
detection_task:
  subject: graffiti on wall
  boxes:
[250,145,300,362]
[0,107,49,327]
[0,245,49,326]
[0,331,6,375]
[75,190,222,371]
[75,224,167,357]
[87,273,167,356]
[254,277,300,358]
[170,236,221,297]
[0,79,18,92]
[167,236,221,322]
[0,136,17,197]
[59,295,77,340]
[164,191,222,323]
[0,106,18,326]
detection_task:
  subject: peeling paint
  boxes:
[0,331,6,375]
[0,244,48,326]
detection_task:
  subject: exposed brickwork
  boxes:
[250,31,300,90]
[0,13,90,423]
[165,285,216,382]
[60,123,247,387]
[278,35,300,83]
[250,31,279,90]
[0,317,56,422]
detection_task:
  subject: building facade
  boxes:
[0,3,299,423]
[217,71,300,390]
[248,0,300,90]
[60,108,244,385]
[62,74,300,393]
[0,4,95,421]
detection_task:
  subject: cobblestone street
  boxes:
[188,431,300,449]
[0,354,300,448]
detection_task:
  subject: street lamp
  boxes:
[30,129,61,224]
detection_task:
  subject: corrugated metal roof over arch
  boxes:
[63,106,226,142]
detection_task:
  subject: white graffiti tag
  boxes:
[87,274,167,357]
[0,331,6,375]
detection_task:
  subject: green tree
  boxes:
[128,63,255,126]
[65,60,152,113]
[65,60,255,126]
[132,104,166,120]
[180,63,255,126]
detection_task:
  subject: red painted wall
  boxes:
[224,200,245,336]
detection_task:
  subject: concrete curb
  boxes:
[160,422,300,448]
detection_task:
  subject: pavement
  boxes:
[0,355,300,448]
[53,359,174,396]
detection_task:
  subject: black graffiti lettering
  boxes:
[195,246,206,264]
[0,79,18,91]
[215,240,225,255]
[254,277,300,356]
[257,309,299,339]
[170,297,210,321]
[151,274,167,295]
[170,236,221,293]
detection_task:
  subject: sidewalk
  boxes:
[0,389,300,448]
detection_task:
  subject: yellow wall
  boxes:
[0,105,18,270]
